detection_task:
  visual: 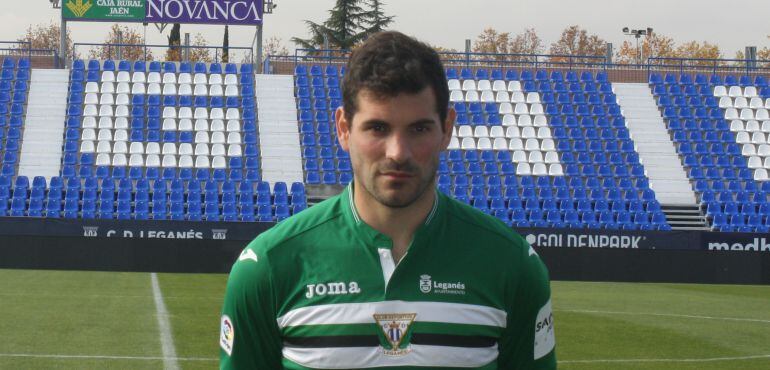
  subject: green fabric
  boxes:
[220,184,556,369]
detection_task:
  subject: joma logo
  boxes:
[305,281,361,299]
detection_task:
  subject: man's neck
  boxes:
[352,183,436,262]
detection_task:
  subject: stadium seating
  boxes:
[0,57,31,215]
[649,72,770,232]
[0,59,307,221]
[295,64,668,230]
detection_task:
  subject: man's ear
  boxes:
[441,107,456,150]
[335,106,350,152]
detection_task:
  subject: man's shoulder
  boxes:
[244,193,345,257]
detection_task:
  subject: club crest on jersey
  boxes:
[373,313,417,356]
[419,275,432,293]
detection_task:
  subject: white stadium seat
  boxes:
[162,155,177,168]
[116,71,131,83]
[129,154,144,167]
[515,162,531,175]
[212,156,227,169]
[131,83,146,95]
[492,138,507,150]
[477,80,492,91]
[209,74,223,85]
[178,73,192,84]
[502,114,516,126]
[179,155,194,168]
[532,163,548,176]
[227,144,242,157]
[129,142,144,154]
[179,107,193,119]
[195,143,210,156]
[492,80,507,92]
[477,138,492,150]
[131,71,146,83]
[507,81,522,92]
[461,137,476,150]
[113,141,127,154]
[96,153,111,166]
[179,143,194,156]
[162,84,177,95]
[99,93,114,105]
[101,71,115,82]
[195,156,211,169]
[147,72,161,84]
[162,72,177,84]
[162,143,177,155]
[145,142,161,155]
[549,163,564,176]
[112,154,127,166]
[146,155,161,167]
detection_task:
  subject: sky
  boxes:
[2,0,768,60]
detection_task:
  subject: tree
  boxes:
[88,24,152,61]
[17,21,77,59]
[675,41,722,65]
[510,28,544,55]
[263,36,289,56]
[292,0,394,51]
[361,0,394,34]
[432,45,463,61]
[615,32,677,64]
[292,0,369,51]
[165,23,181,61]
[222,25,230,63]
[190,34,213,63]
[472,27,543,63]
[549,25,607,63]
[473,28,512,55]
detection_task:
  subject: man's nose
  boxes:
[385,133,411,164]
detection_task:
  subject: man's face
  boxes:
[336,87,455,208]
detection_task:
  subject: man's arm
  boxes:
[220,244,283,369]
[497,244,557,370]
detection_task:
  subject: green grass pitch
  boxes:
[0,269,768,369]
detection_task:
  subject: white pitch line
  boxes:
[560,354,770,364]
[151,273,180,370]
[556,309,770,324]
[0,353,216,361]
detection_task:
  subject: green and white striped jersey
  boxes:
[220,184,556,369]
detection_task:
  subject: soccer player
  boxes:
[220,31,556,369]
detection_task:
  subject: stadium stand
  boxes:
[0,58,31,216]
[2,58,308,221]
[295,65,670,230]
[649,72,770,232]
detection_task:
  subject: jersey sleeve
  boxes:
[219,241,283,369]
[497,241,557,370]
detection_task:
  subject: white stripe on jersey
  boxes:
[276,300,507,329]
[283,344,498,369]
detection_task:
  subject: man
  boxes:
[220,31,556,369]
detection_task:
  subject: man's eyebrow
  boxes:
[409,118,437,126]
[360,119,389,126]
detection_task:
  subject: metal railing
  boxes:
[0,41,60,68]
[647,56,770,77]
[73,42,255,64]
[264,49,770,84]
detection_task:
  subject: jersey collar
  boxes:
[342,182,443,249]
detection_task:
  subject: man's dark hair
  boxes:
[342,31,449,129]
